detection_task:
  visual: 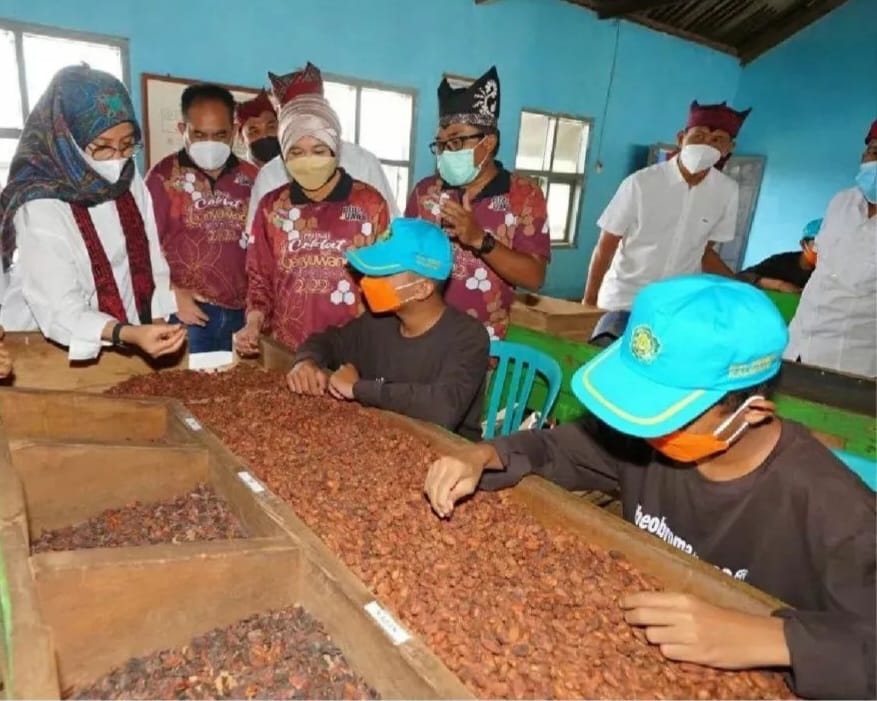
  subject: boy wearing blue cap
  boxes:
[424,275,875,699]
[738,218,821,293]
[288,218,489,440]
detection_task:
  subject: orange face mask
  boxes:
[646,396,763,463]
[360,276,419,314]
[803,248,817,266]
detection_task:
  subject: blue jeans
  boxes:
[171,302,245,353]
[590,310,631,347]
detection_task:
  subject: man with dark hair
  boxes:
[738,218,821,293]
[145,83,257,352]
[584,101,750,346]
[406,67,550,342]
[288,217,488,440]
[235,90,280,168]
[425,275,875,700]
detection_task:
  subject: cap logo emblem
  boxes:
[630,325,660,364]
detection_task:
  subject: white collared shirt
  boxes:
[596,157,739,311]
[0,170,177,361]
[245,140,400,233]
[785,187,876,378]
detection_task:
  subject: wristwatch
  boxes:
[477,232,497,257]
[111,322,130,348]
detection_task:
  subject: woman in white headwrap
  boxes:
[236,66,390,353]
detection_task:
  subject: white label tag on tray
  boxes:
[364,601,410,646]
[183,416,202,432]
[237,471,265,494]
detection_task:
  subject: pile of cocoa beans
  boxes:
[110,369,793,699]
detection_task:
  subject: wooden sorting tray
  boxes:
[0,388,469,700]
[511,292,603,343]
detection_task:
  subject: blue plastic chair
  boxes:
[483,340,563,439]
[831,449,876,491]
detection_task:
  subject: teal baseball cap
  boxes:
[802,218,822,239]
[346,218,452,280]
[572,275,789,438]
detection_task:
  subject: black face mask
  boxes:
[249,136,281,165]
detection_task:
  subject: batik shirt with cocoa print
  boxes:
[146,150,257,310]
[405,165,551,339]
[247,170,389,350]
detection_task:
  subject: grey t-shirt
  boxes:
[294,306,489,440]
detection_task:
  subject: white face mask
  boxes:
[79,145,128,184]
[186,138,231,171]
[678,144,722,174]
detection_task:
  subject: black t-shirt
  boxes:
[740,251,813,290]
[484,419,876,699]
[294,306,489,440]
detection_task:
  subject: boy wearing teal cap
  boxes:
[289,218,489,440]
[738,218,821,293]
[424,275,875,699]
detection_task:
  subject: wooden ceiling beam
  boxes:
[593,0,687,19]
[737,0,849,64]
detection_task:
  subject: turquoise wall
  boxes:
[0,0,740,298]
[734,0,877,267]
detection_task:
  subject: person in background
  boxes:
[785,119,877,378]
[235,90,280,168]
[406,66,550,341]
[424,275,875,700]
[146,84,257,353]
[236,63,389,353]
[245,63,399,230]
[288,218,488,440]
[583,101,750,346]
[0,326,12,379]
[0,65,184,361]
[738,218,821,293]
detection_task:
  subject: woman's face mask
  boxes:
[855,160,877,204]
[646,396,764,463]
[285,154,338,191]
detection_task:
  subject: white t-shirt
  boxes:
[245,141,400,233]
[0,171,177,361]
[785,187,876,378]
[596,157,739,311]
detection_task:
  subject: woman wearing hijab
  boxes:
[237,63,389,353]
[0,65,184,362]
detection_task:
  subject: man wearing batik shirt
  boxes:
[237,63,389,353]
[405,66,550,340]
[146,83,258,352]
[235,90,280,168]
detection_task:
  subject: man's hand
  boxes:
[440,194,485,250]
[287,359,328,396]
[122,323,187,359]
[174,289,209,327]
[328,363,359,401]
[424,451,493,518]
[234,313,263,357]
[621,592,790,670]
[0,326,12,379]
[759,278,801,294]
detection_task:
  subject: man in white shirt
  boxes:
[245,64,399,235]
[583,101,750,345]
[785,119,877,378]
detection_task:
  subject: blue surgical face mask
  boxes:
[437,139,486,187]
[855,161,877,204]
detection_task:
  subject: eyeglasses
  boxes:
[87,140,143,161]
[429,133,486,155]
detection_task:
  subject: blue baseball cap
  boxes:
[346,218,452,280]
[572,275,789,438]
[802,218,822,239]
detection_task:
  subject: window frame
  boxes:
[323,71,418,208]
[0,18,130,145]
[514,108,594,249]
